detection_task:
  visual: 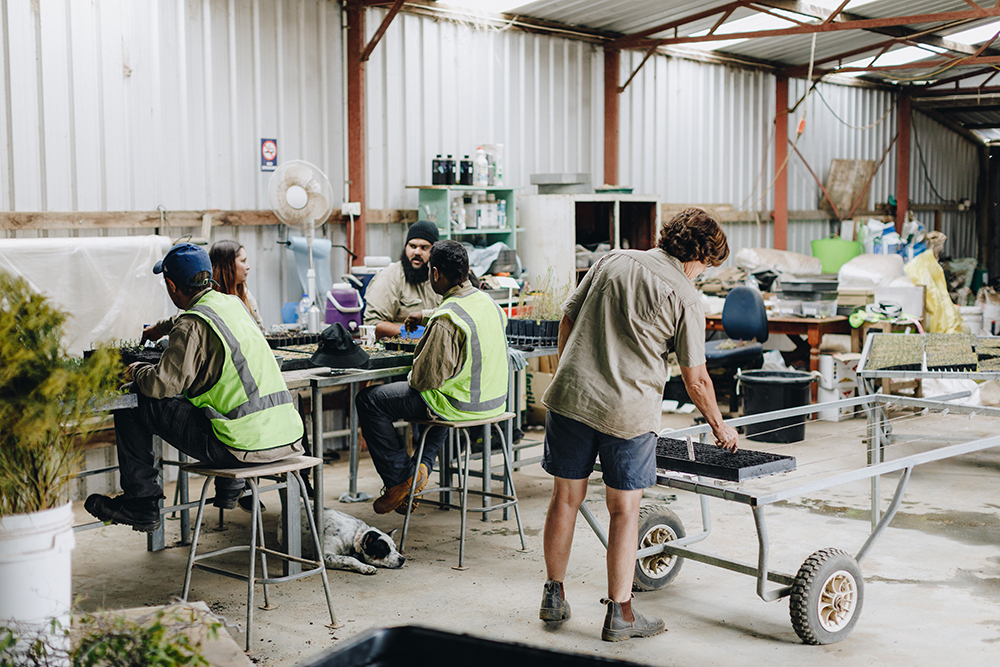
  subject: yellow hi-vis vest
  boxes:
[185,290,304,451]
[420,288,509,421]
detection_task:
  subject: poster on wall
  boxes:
[261,138,278,171]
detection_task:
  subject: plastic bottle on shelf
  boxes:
[451,197,466,230]
[464,195,477,229]
[444,154,457,185]
[494,143,504,186]
[297,293,311,326]
[473,147,490,187]
[432,154,445,185]
[459,155,474,185]
[498,199,507,229]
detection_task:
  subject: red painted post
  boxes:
[604,48,620,186]
[774,76,789,250]
[896,94,911,234]
[346,3,366,265]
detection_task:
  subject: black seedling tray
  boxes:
[295,625,644,667]
[381,339,419,353]
[506,318,559,348]
[265,333,322,349]
[656,437,796,482]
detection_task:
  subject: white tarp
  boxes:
[0,235,175,356]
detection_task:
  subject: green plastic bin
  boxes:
[811,236,862,274]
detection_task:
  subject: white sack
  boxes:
[734,248,822,275]
[920,378,981,407]
[0,235,175,356]
[838,253,907,288]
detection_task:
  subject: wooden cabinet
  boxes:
[518,193,660,289]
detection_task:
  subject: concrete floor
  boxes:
[71,408,1000,666]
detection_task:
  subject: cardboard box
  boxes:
[525,370,553,425]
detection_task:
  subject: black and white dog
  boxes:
[278,507,405,574]
[319,508,405,574]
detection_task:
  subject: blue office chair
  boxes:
[704,286,768,414]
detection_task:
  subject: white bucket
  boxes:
[0,503,75,652]
[960,306,983,336]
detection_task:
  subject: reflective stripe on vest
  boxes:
[186,291,302,450]
[420,289,508,420]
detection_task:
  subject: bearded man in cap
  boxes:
[84,243,304,533]
[363,219,443,341]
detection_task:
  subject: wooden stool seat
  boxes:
[400,412,526,569]
[180,455,337,650]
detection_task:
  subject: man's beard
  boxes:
[400,248,429,285]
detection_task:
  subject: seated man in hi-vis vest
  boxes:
[85,243,304,533]
[356,239,509,515]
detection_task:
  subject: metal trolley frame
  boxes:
[579,391,1000,644]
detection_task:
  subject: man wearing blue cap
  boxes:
[85,243,304,533]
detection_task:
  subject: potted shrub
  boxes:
[0,271,120,655]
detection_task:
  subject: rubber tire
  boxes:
[632,504,685,592]
[789,548,864,645]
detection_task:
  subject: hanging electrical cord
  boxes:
[815,86,896,131]
[911,118,953,203]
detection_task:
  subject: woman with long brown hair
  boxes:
[209,239,266,333]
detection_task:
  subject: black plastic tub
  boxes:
[296,626,644,667]
[739,370,815,444]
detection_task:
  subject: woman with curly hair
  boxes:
[209,239,266,333]
[537,207,738,642]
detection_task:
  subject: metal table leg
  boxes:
[311,385,325,545]
[148,435,165,552]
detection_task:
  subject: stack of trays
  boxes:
[774,275,839,317]
[925,333,977,372]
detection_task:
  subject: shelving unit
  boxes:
[518,193,660,289]
[407,185,520,252]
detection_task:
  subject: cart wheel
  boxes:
[789,548,864,645]
[632,504,685,592]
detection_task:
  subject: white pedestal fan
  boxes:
[268,160,334,333]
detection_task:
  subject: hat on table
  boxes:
[311,323,370,369]
[153,243,213,287]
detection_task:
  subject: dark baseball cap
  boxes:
[153,243,213,287]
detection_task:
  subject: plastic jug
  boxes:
[325,282,364,331]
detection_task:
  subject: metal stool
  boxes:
[180,456,337,650]
[399,413,526,569]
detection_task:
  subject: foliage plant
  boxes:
[515,267,571,321]
[0,271,121,516]
[0,607,220,667]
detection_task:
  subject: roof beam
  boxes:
[759,0,986,57]
[960,122,1000,129]
[631,7,1000,49]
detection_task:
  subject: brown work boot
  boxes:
[374,463,429,514]
[539,579,571,622]
[600,597,665,642]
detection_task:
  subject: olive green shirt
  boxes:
[542,249,706,440]
[135,289,304,462]
[407,281,473,393]
[363,261,442,327]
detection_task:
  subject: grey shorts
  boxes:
[541,410,657,491]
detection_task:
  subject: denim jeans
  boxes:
[355,381,447,488]
[114,393,249,499]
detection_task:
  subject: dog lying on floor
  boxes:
[277,506,405,574]
[320,508,405,574]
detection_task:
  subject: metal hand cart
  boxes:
[579,390,1000,644]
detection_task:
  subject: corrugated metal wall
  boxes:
[1,0,343,215]
[363,7,602,210]
[910,111,979,259]
[1,2,984,309]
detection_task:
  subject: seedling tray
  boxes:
[265,332,321,349]
[656,436,796,482]
[275,345,413,371]
[381,338,419,353]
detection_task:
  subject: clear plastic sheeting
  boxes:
[0,236,175,356]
